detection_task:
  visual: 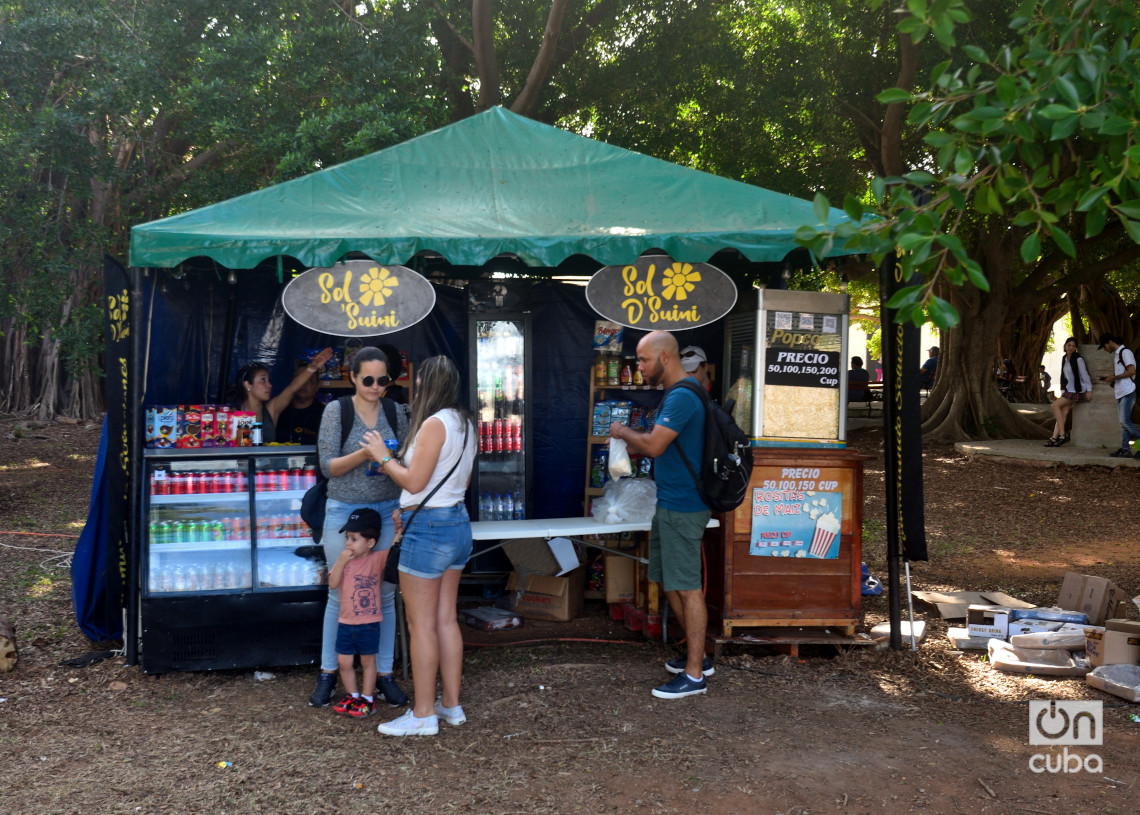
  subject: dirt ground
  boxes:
[3,417,1140,815]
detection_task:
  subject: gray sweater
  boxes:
[318,397,408,503]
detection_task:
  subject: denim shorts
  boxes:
[336,621,380,656]
[397,503,473,579]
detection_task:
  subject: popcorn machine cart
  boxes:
[701,288,867,645]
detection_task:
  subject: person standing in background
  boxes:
[1097,333,1139,458]
[231,348,333,444]
[918,347,939,389]
[679,345,712,392]
[379,344,409,405]
[277,361,325,444]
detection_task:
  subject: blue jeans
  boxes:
[1118,390,1140,451]
[321,497,399,673]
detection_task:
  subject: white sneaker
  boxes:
[435,696,466,726]
[377,710,439,737]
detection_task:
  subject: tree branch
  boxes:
[511,0,570,116]
[471,0,501,111]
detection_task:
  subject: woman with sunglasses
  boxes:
[308,346,410,712]
[364,355,476,737]
[232,347,334,444]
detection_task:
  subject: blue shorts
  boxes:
[335,622,380,656]
[397,503,473,579]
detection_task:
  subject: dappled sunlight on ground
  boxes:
[0,459,52,472]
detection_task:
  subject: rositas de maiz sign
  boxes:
[585,254,737,330]
[282,260,436,336]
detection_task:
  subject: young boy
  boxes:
[328,508,388,719]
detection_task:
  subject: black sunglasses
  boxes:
[359,375,391,388]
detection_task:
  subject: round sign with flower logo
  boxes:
[282,260,436,337]
[585,255,737,331]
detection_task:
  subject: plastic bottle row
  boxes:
[479,489,525,522]
[148,558,325,593]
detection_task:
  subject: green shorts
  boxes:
[648,506,711,592]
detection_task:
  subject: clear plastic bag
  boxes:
[591,477,656,525]
[608,437,632,478]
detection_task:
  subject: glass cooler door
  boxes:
[472,318,529,521]
[145,459,253,594]
[252,454,324,589]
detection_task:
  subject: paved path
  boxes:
[848,401,1140,468]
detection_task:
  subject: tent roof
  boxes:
[129,107,857,270]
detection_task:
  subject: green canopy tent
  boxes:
[129,106,857,271]
[116,108,865,666]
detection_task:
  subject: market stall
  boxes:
[84,106,864,670]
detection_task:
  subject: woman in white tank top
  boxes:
[363,355,476,737]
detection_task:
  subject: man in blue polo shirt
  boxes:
[609,330,712,699]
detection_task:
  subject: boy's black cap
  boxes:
[339,508,382,534]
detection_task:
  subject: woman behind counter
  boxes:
[308,346,409,710]
[233,347,333,444]
[365,355,476,737]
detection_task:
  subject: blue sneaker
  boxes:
[665,655,715,677]
[377,674,408,708]
[308,671,337,707]
[652,672,707,699]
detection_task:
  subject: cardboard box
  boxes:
[604,555,636,604]
[506,568,585,622]
[1085,628,1105,668]
[501,537,580,577]
[1057,572,1125,626]
[967,604,1011,639]
[1102,619,1140,666]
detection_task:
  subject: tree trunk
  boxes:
[921,260,1049,441]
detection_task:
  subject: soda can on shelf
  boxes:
[208,520,225,541]
[289,468,304,490]
[302,465,317,488]
[234,470,248,492]
[171,472,186,495]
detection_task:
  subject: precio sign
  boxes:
[586,255,737,331]
[282,260,436,336]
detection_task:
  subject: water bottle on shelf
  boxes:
[494,493,505,521]
[512,482,525,520]
[503,492,515,521]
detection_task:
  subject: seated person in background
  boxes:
[277,361,325,444]
[997,358,1019,392]
[1039,364,1052,399]
[848,356,871,402]
[918,347,939,389]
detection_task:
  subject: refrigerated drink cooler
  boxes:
[467,313,532,571]
[140,447,327,673]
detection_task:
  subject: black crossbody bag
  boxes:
[383,420,470,583]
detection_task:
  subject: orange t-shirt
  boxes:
[337,549,388,625]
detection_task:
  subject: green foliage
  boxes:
[798,0,1140,330]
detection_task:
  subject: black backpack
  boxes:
[668,379,753,513]
[299,396,398,543]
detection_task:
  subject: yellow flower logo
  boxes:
[662,262,701,301]
[358,266,399,307]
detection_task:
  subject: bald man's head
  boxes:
[636,331,684,387]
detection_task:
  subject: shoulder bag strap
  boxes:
[338,396,354,450]
[392,419,470,544]
[380,397,398,436]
